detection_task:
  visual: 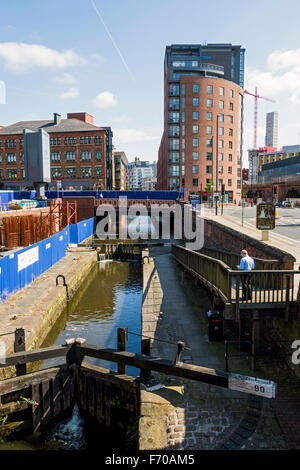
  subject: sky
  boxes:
[0,0,300,167]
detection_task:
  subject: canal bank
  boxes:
[139,245,287,450]
[0,246,97,380]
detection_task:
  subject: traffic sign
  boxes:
[228,373,276,398]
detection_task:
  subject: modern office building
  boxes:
[0,112,113,190]
[113,151,128,190]
[265,112,278,148]
[248,146,276,184]
[157,43,245,202]
[258,145,300,177]
[125,158,157,190]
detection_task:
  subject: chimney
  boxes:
[53,113,61,125]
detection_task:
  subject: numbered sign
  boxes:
[228,373,276,398]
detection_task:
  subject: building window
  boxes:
[230,90,234,98]
[193,98,199,106]
[169,152,180,163]
[50,138,61,146]
[169,125,180,137]
[94,136,102,144]
[192,138,198,147]
[229,141,233,149]
[169,112,180,123]
[228,153,232,161]
[228,179,232,187]
[218,140,223,148]
[206,166,212,173]
[81,151,92,160]
[229,115,233,123]
[207,99,213,108]
[237,180,241,189]
[96,150,102,160]
[218,153,223,161]
[193,111,199,120]
[229,128,233,136]
[219,114,224,122]
[95,167,102,178]
[192,152,199,161]
[218,179,223,187]
[0,169,2,179]
[206,126,212,134]
[206,152,212,161]
[66,167,76,178]
[193,178,198,186]
[51,152,61,161]
[169,138,180,150]
[7,169,17,179]
[169,97,180,110]
[21,153,24,162]
[6,139,16,148]
[228,166,232,174]
[7,153,16,163]
[192,165,198,174]
[66,151,76,161]
[219,127,224,135]
[182,84,185,95]
[0,154,2,162]
[193,84,199,93]
[81,167,92,178]
[182,111,185,123]
[22,168,25,179]
[192,125,199,134]
[207,85,213,94]
[219,87,224,96]
[207,112,212,121]
[218,166,223,174]
[51,168,61,178]
[206,139,212,147]
[219,100,224,109]
[229,102,234,110]
[169,84,180,95]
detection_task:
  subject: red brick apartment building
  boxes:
[0,112,113,190]
[157,44,245,203]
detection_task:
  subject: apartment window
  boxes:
[229,141,233,149]
[230,90,234,98]
[228,179,232,187]
[228,166,232,174]
[192,125,199,134]
[228,153,233,161]
[237,180,241,189]
[20,139,24,147]
[229,128,233,136]
[169,139,180,150]
[193,111,199,120]
[66,151,76,161]
[169,97,180,110]
[206,139,212,147]
[51,152,61,162]
[94,136,102,144]
[229,115,233,123]
[66,167,76,178]
[207,99,213,108]
[192,138,198,147]
[230,102,234,110]
[182,111,185,123]
[7,169,17,179]
[206,166,212,173]
[50,138,61,146]
[219,127,224,135]
[21,153,24,162]
[192,165,198,174]
[218,179,223,187]
[219,100,224,109]
[7,153,16,163]
[169,166,179,177]
[0,154,2,162]
[65,137,76,145]
[169,125,180,137]
[192,152,199,161]
[206,126,212,134]
[95,167,102,178]
[169,152,180,163]
[96,150,102,160]
[218,166,223,174]
[218,140,223,148]
[6,139,16,148]
[51,168,61,178]
[169,84,180,95]
[81,167,92,178]
[193,84,199,93]
[206,152,212,161]
[207,112,212,121]
[207,85,213,94]
[81,151,92,160]
[219,114,224,122]
[22,169,25,179]
[169,112,180,123]
[182,84,185,95]
[182,139,185,150]
[193,178,198,186]
[193,98,199,106]
[219,87,224,96]
[218,153,223,161]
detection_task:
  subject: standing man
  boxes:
[238,249,255,300]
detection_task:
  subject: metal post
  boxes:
[117,327,128,374]
[14,328,26,376]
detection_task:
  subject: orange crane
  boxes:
[244,87,276,148]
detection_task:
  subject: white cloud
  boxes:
[54,73,76,85]
[60,87,79,100]
[113,128,157,144]
[94,91,117,109]
[0,42,85,72]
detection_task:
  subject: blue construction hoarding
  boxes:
[0,217,94,301]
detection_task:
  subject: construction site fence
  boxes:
[0,217,95,301]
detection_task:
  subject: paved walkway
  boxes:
[140,245,287,450]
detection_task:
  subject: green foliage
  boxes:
[16,396,38,407]
[0,415,8,426]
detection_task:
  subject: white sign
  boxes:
[18,246,39,272]
[229,373,276,398]
[9,254,14,259]
[59,236,63,241]
[45,243,51,250]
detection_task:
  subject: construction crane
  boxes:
[244,87,276,148]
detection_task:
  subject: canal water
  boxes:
[0,259,142,450]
